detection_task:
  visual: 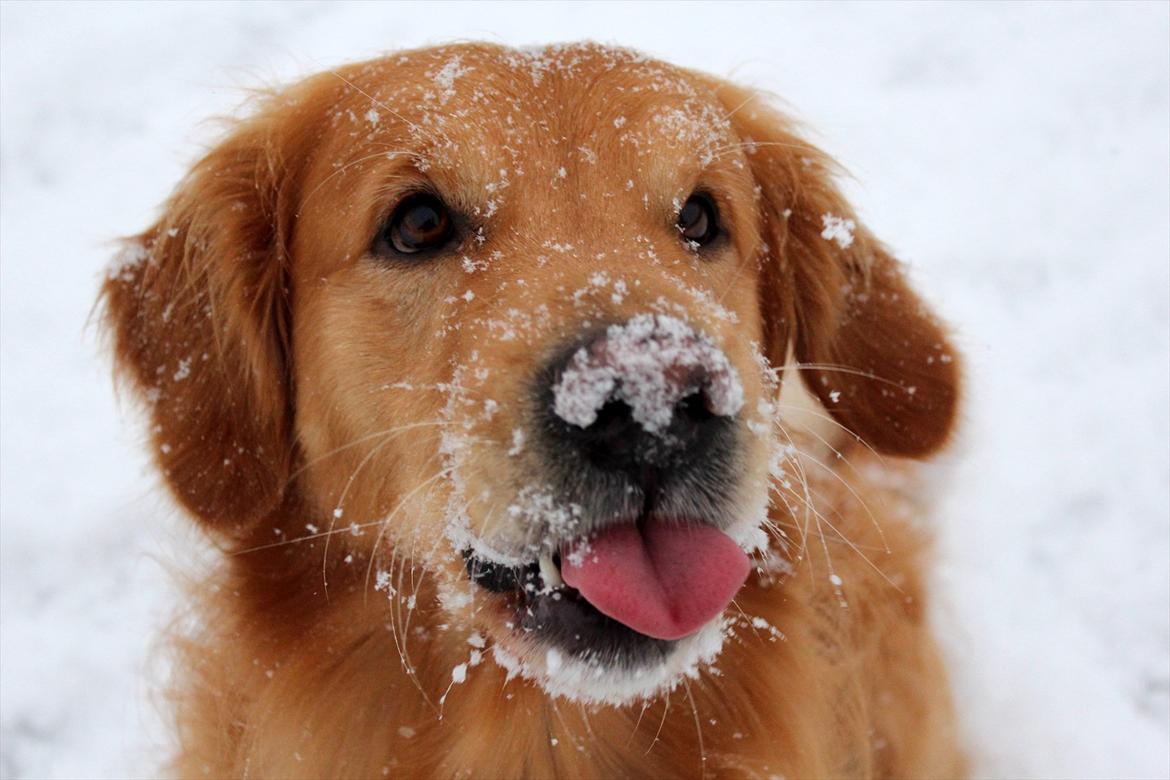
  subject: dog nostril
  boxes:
[558,386,723,474]
[569,399,640,468]
[591,400,636,441]
[676,390,717,426]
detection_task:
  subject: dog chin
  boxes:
[489,619,730,706]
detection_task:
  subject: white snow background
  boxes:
[1,2,1167,777]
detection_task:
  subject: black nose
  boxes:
[543,325,738,477]
[560,391,725,474]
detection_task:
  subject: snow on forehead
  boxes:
[501,42,664,85]
[352,44,730,144]
[495,44,733,144]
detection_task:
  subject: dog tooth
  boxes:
[539,553,563,588]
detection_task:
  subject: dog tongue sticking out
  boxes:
[560,520,751,641]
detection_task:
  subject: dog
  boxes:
[102,42,963,778]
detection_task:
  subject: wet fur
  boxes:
[102,43,964,778]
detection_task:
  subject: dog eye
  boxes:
[378,193,453,256]
[677,193,720,246]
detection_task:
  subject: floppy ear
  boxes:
[101,100,309,534]
[716,84,960,457]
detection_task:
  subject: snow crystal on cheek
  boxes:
[551,314,744,435]
[506,428,525,457]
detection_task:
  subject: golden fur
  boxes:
[102,43,964,778]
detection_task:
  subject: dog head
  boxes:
[102,43,959,704]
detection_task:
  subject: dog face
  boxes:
[103,43,958,704]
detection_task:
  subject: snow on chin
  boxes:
[552,314,745,435]
[490,619,729,706]
[725,518,770,556]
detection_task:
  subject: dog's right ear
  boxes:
[101,96,315,535]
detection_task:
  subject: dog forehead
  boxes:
[337,43,738,186]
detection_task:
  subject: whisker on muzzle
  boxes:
[287,420,451,486]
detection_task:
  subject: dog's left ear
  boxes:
[711,81,961,457]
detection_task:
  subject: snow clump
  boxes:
[820,213,856,249]
[106,240,148,282]
[552,314,744,435]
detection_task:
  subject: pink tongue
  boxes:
[560,521,750,641]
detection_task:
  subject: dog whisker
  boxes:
[547,698,582,756]
[771,418,818,567]
[769,443,834,582]
[762,514,887,553]
[770,402,885,464]
[682,679,708,780]
[296,150,418,217]
[709,139,812,162]
[230,518,404,555]
[729,598,767,643]
[627,700,652,747]
[718,89,763,123]
[781,362,910,391]
[385,550,439,715]
[361,462,449,597]
[789,444,891,557]
[767,480,903,595]
[326,432,439,596]
[287,420,449,485]
[647,693,671,755]
[322,66,442,146]
[757,517,795,556]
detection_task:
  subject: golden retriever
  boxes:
[102,42,963,778]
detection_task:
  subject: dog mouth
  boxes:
[452,315,762,685]
[463,514,750,663]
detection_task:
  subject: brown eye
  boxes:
[677,193,720,246]
[379,193,453,256]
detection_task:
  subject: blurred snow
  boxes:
[1,2,1167,777]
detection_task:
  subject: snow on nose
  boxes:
[551,314,744,435]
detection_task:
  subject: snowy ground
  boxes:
[1,2,1167,777]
